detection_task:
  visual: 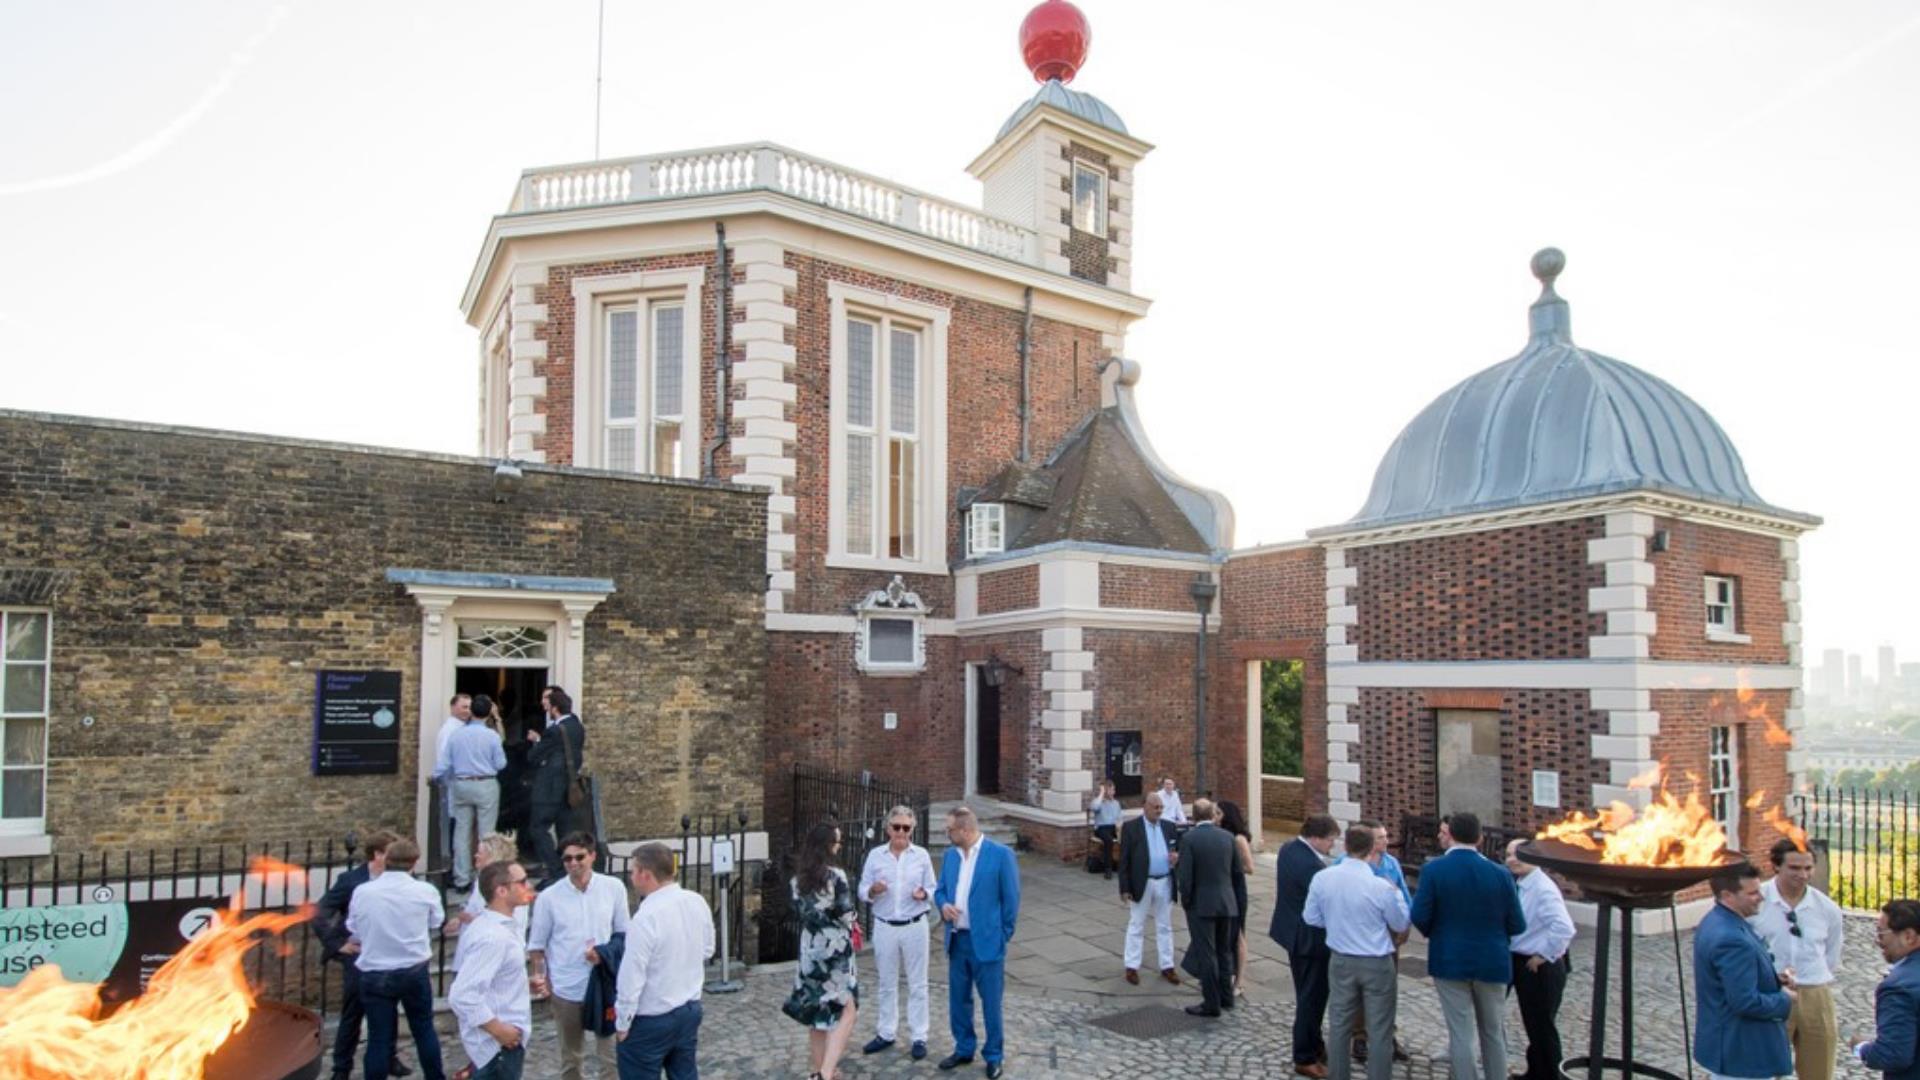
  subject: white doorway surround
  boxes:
[388,569,614,844]
[1245,661,1262,848]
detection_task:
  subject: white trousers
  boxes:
[1124,875,1175,971]
[872,916,930,1042]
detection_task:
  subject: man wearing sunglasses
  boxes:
[530,833,630,1079]
[858,806,938,1061]
[1751,839,1844,1080]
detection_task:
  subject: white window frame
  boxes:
[967,502,1006,558]
[1709,724,1739,851]
[570,268,703,478]
[1072,159,1109,238]
[480,299,511,457]
[1,609,51,845]
[855,575,929,676]
[1704,574,1750,644]
[827,282,949,574]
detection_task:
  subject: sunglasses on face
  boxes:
[562,853,591,864]
[889,823,914,833]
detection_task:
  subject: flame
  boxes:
[1764,805,1810,852]
[0,857,313,1079]
[1538,762,1732,866]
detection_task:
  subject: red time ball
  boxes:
[1020,0,1091,84]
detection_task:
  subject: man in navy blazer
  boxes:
[1849,899,1920,1080]
[1272,813,1341,1078]
[1694,862,1794,1080]
[1410,813,1526,1080]
[934,805,1020,1079]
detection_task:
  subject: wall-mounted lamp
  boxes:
[1651,529,1670,553]
[983,653,1024,688]
[492,460,524,503]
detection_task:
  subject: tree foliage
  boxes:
[1261,659,1304,777]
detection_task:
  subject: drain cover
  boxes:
[1086,1005,1211,1040]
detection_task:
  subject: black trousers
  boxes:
[332,961,365,1074]
[529,798,565,881]
[1511,952,1569,1080]
[1290,944,1330,1064]
[1186,913,1236,1013]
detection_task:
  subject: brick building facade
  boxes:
[0,412,766,858]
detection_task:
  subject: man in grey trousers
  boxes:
[1411,813,1527,1080]
[1306,825,1411,1080]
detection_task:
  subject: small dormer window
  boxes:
[1073,161,1108,237]
[967,503,1006,557]
[856,574,929,675]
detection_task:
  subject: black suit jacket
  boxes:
[1267,836,1329,956]
[1173,822,1238,918]
[314,863,371,963]
[1118,816,1181,902]
[528,713,586,806]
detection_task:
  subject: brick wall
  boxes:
[1651,688,1794,855]
[1353,688,1606,837]
[761,630,1043,833]
[0,413,766,854]
[784,253,1108,619]
[1350,518,1605,661]
[1648,519,1789,664]
[1219,545,1327,813]
[1098,563,1197,612]
[1084,628,1244,809]
[976,565,1038,615]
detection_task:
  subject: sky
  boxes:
[2,1,1916,668]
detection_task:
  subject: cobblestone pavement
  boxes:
[360,850,1894,1078]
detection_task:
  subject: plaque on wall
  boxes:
[312,669,403,776]
[1104,730,1143,798]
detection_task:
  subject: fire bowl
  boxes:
[1517,838,1747,906]
[202,999,323,1080]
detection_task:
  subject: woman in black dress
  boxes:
[784,823,859,1080]
[1217,800,1256,997]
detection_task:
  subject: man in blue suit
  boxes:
[934,805,1020,1079]
[1849,898,1920,1080]
[1694,862,1794,1080]
[1410,813,1526,1080]
[1271,814,1341,1078]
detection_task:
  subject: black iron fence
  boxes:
[758,764,932,962]
[0,813,761,1015]
[1794,785,1920,911]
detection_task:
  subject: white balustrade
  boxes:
[512,143,1039,266]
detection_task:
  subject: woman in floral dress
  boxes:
[785,822,859,1080]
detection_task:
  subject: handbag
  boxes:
[559,719,590,810]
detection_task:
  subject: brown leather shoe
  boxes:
[1160,968,1181,985]
[1294,1064,1329,1079]
[1124,968,1139,985]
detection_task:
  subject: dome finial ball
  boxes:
[1020,0,1091,84]
[1531,247,1566,288]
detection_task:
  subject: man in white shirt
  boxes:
[345,839,447,1080]
[1305,825,1411,1080]
[1751,838,1845,1080]
[858,805,938,1060]
[1506,839,1577,1080]
[448,859,536,1079]
[614,842,716,1079]
[530,832,630,1080]
[1158,777,1189,826]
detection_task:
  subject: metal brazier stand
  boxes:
[1517,839,1748,1080]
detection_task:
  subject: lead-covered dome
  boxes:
[1334,249,1810,532]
